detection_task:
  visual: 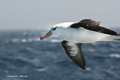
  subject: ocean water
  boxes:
[0,30,120,80]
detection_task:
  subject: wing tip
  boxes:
[80,65,86,70]
[82,66,86,70]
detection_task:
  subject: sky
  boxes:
[0,0,120,30]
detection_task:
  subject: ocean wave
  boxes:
[1,30,120,80]
[21,39,27,42]
[91,42,99,45]
[110,53,120,58]
[11,38,40,43]
[35,67,47,72]
[12,38,20,43]
[11,37,61,43]
[86,68,91,71]
[87,48,95,52]
[50,39,61,43]
[34,38,40,41]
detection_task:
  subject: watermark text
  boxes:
[6,75,27,78]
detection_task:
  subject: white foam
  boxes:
[27,38,61,42]
[36,67,47,72]
[91,42,99,45]
[27,38,40,42]
[86,68,91,71]
[21,39,26,42]
[50,39,61,43]
[11,38,20,43]
[35,38,40,41]
[110,53,120,58]
[88,48,95,52]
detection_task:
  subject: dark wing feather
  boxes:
[61,41,86,70]
[79,19,101,26]
[71,19,118,36]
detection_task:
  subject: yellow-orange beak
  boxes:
[40,31,52,40]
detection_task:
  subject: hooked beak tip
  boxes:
[40,31,52,41]
[40,36,43,40]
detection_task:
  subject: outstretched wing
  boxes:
[71,19,118,36]
[61,41,86,70]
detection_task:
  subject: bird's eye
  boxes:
[52,27,57,30]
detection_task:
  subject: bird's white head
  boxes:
[40,22,75,40]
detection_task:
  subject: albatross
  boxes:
[40,19,120,70]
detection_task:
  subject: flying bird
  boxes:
[40,19,120,70]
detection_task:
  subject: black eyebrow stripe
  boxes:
[52,27,57,30]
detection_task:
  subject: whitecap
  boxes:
[50,39,61,43]
[110,53,120,58]
[86,68,91,71]
[35,38,40,41]
[91,42,99,45]
[88,48,95,52]
[12,38,20,43]
[21,39,26,42]
[36,67,47,72]
[27,38,41,42]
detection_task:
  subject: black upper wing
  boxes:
[61,41,86,70]
[71,19,118,36]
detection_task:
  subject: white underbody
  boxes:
[50,22,120,56]
[51,22,119,43]
[58,27,113,43]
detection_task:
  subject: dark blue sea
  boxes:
[0,30,120,80]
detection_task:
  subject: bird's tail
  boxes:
[109,34,120,42]
[118,33,120,36]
